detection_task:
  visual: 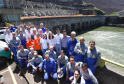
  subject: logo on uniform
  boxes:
[50,65,52,66]
[92,55,95,58]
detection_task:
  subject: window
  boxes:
[6,0,11,8]
[0,0,4,7]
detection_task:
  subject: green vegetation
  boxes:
[81,2,94,6]
[82,1,88,5]
[92,26,124,32]
[107,12,118,16]
[93,7,106,14]
[81,2,106,15]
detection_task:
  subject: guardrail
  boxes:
[99,57,124,68]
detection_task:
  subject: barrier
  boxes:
[99,57,124,68]
[5,22,13,28]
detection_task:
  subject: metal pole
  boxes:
[12,0,17,25]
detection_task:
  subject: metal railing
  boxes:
[99,57,124,68]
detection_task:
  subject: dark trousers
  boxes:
[36,50,43,57]
[62,47,68,56]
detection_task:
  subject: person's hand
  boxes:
[42,49,43,51]
[34,67,37,71]
[80,48,82,51]
[69,52,72,55]
[66,76,69,80]
[58,69,62,73]
[77,49,80,51]
[50,72,53,76]
[18,46,20,49]
[28,60,30,63]
[71,82,74,84]
[29,63,32,66]
[84,77,87,79]
[69,77,73,81]
[75,63,78,68]
[26,59,28,62]
[39,68,42,72]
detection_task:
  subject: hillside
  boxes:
[83,0,124,14]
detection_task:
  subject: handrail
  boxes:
[100,57,124,68]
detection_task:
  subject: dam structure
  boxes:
[0,0,124,84]
[22,15,106,34]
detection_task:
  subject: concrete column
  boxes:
[60,25,63,33]
[83,22,86,31]
[74,23,78,32]
[80,22,82,30]
[67,24,71,35]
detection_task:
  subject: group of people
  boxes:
[4,22,101,84]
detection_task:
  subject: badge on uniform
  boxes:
[50,65,52,66]
[92,55,95,58]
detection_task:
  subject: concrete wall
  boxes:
[22,16,106,34]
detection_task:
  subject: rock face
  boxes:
[22,0,104,16]
[83,0,124,14]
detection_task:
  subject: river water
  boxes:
[76,31,124,65]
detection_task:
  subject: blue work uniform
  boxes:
[31,55,43,73]
[74,43,88,62]
[27,52,34,68]
[85,47,101,74]
[10,37,21,62]
[18,34,27,48]
[67,38,78,58]
[41,58,57,80]
[66,62,83,81]
[57,55,68,75]
[10,28,16,33]
[40,27,46,33]
[80,68,99,84]
[45,50,57,61]
[17,49,29,67]
[13,26,17,29]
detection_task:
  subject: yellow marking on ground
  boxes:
[7,62,17,84]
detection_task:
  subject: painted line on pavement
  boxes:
[7,62,17,84]
[0,69,9,74]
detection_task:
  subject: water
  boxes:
[76,31,124,65]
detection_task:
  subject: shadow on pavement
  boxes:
[95,66,124,84]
